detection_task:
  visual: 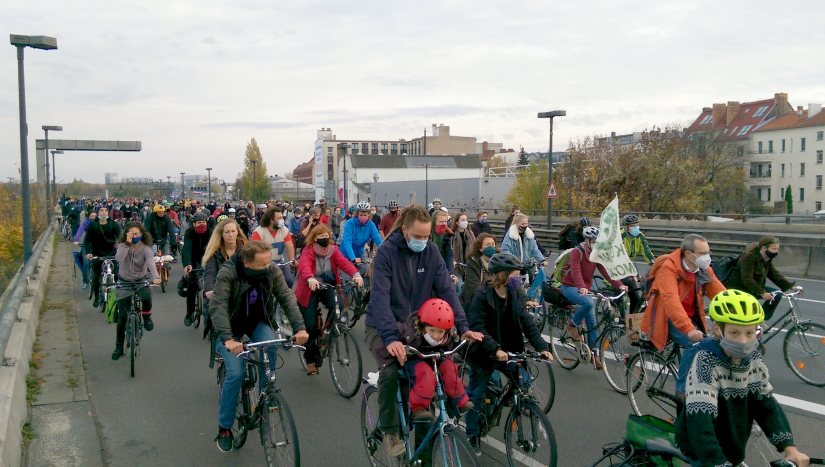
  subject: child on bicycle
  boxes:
[675,289,810,467]
[401,298,473,422]
[464,253,553,453]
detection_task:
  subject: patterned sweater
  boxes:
[675,340,794,466]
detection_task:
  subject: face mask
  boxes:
[765,250,779,260]
[458,220,468,229]
[507,276,523,291]
[370,211,376,216]
[99,214,108,221]
[239,216,248,223]
[423,333,446,347]
[407,238,427,253]
[435,224,447,235]
[482,246,496,258]
[131,236,142,245]
[316,238,330,247]
[194,224,207,234]
[629,226,640,236]
[277,219,285,228]
[693,253,712,270]
[478,217,488,224]
[720,337,758,359]
[518,226,527,234]
[245,267,268,280]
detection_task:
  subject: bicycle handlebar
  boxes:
[505,350,552,365]
[406,339,469,360]
[237,338,306,359]
[589,290,626,301]
[772,286,803,298]
[112,281,159,290]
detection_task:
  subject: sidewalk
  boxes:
[25,241,103,467]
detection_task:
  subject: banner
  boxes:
[338,188,345,208]
[589,196,638,280]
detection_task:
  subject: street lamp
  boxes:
[51,150,63,204]
[537,110,566,228]
[338,143,349,208]
[42,125,62,218]
[206,168,213,204]
[250,160,257,204]
[180,172,186,200]
[11,34,58,261]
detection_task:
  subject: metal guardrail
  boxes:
[0,222,55,360]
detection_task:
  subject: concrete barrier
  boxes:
[0,232,55,467]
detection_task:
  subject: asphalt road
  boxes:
[70,252,825,467]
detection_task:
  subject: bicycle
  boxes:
[90,256,117,314]
[458,349,557,467]
[59,219,72,241]
[113,281,158,377]
[360,340,481,467]
[550,290,633,393]
[625,337,681,422]
[153,248,172,293]
[216,337,304,466]
[296,282,363,398]
[760,287,825,386]
[591,438,692,466]
[190,268,205,329]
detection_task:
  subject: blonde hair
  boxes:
[202,218,248,266]
[512,213,528,226]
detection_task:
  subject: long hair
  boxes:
[470,233,495,258]
[202,218,248,266]
[387,205,430,237]
[119,221,153,247]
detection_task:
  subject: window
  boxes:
[801,137,807,151]
[753,105,769,117]
[381,143,388,154]
[818,150,824,164]
[391,143,398,155]
[781,139,786,152]
[800,187,805,201]
[781,163,785,177]
[371,143,378,154]
[700,114,712,125]
[737,125,753,136]
[818,131,824,141]
[817,201,823,211]
[400,143,407,154]
[780,187,785,199]
[801,163,806,176]
[768,140,774,153]
[758,141,763,154]
[350,143,359,154]
[817,175,823,190]
[327,147,333,155]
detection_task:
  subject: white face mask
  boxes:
[277,219,285,228]
[694,253,712,270]
[458,220,468,229]
[423,333,445,347]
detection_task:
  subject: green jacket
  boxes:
[621,231,654,263]
[725,244,794,295]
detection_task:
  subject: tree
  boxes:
[785,184,793,213]
[517,146,529,166]
[236,138,270,204]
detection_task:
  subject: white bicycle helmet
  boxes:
[356,201,371,212]
[583,226,600,239]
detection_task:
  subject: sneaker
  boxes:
[184,314,193,327]
[458,400,475,415]
[412,408,434,422]
[383,433,405,458]
[215,428,233,453]
[567,322,583,342]
[143,315,154,332]
[468,435,481,456]
[305,363,319,376]
[111,346,124,360]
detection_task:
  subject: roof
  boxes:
[687,98,778,141]
[753,109,825,133]
[347,154,482,170]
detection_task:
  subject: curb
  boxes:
[0,234,56,467]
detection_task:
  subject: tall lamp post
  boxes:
[537,110,566,228]
[250,160,257,204]
[180,172,186,200]
[51,150,63,204]
[42,125,62,218]
[11,34,58,261]
[205,168,213,204]
[338,143,349,208]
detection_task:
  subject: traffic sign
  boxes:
[547,181,558,199]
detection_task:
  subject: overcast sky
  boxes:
[3,0,824,184]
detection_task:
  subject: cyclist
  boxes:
[203,218,248,303]
[451,212,476,283]
[365,205,483,457]
[73,210,97,290]
[621,214,654,314]
[340,201,383,277]
[640,234,725,351]
[559,226,628,369]
[429,197,443,216]
[500,213,545,266]
[430,208,455,275]
[209,241,309,452]
[294,224,364,376]
[675,290,810,467]
[464,253,553,453]
[559,216,590,250]
[112,222,160,360]
[470,210,491,237]
[235,208,253,240]
[250,207,296,288]
[378,200,400,239]
[460,233,497,307]
[724,236,796,320]
[144,204,176,256]
[182,213,213,327]
[84,207,121,308]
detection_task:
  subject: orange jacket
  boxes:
[640,249,725,350]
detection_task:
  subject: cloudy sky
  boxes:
[3,0,824,184]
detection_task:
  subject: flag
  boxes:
[589,196,638,280]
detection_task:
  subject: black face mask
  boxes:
[518,226,526,234]
[765,250,779,260]
[316,238,330,247]
[239,217,248,223]
[245,267,268,280]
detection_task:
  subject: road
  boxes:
[69,251,824,466]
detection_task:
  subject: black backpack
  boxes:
[558,225,573,250]
[710,255,739,285]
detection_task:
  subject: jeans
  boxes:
[216,321,278,430]
[79,245,90,285]
[299,285,339,365]
[365,325,400,433]
[465,363,528,437]
[560,285,597,349]
[667,320,694,349]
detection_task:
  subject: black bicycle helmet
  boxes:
[177,277,188,297]
[623,214,640,226]
[488,253,525,274]
[578,217,592,226]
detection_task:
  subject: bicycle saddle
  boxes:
[644,438,691,462]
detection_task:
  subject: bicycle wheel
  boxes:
[525,359,555,414]
[503,400,557,467]
[361,385,402,467]
[549,310,580,370]
[599,324,633,394]
[193,294,202,329]
[527,304,547,336]
[128,314,137,378]
[783,321,825,386]
[329,327,363,398]
[260,390,300,466]
[431,425,480,467]
[626,350,678,422]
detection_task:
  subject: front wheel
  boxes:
[525,359,555,414]
[260,390,300,466]
[783,322,825,386]
[626,350,678,422]
[549,310,580,370]
[329,328,363,398]
[503,401,557,467]
[599,324,633,394]
[431,426,481,467]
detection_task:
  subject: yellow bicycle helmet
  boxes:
[153,204,166,213]
[708,289,764,325]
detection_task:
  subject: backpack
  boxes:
[709,255,739,285]
[558,225,573,250]
[551,245,585,287]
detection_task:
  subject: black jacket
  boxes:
[144,213,175,246]
[182,226,212,268]
[83,220,121,257]
[470,221,491,237]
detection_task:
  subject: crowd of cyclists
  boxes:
[55,192,817,466]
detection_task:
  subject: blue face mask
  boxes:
[482,246,496,258]
[407,238,427,253]
[131,236,142,245]
[629,226,640,237]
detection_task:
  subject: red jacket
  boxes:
[561,243,622,290]
[295,244,358,308]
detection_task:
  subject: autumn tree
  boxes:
[235,138,270,203]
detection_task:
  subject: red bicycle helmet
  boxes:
[418,298,455,330]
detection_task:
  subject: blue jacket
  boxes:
[500,224,544,265]
[288,216,303,237]
[340,217,383,261]
[366,230,469,346]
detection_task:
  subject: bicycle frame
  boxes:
[759,290,806,345]
[237,339,305,421]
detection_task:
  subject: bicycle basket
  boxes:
[626,414,676,450]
